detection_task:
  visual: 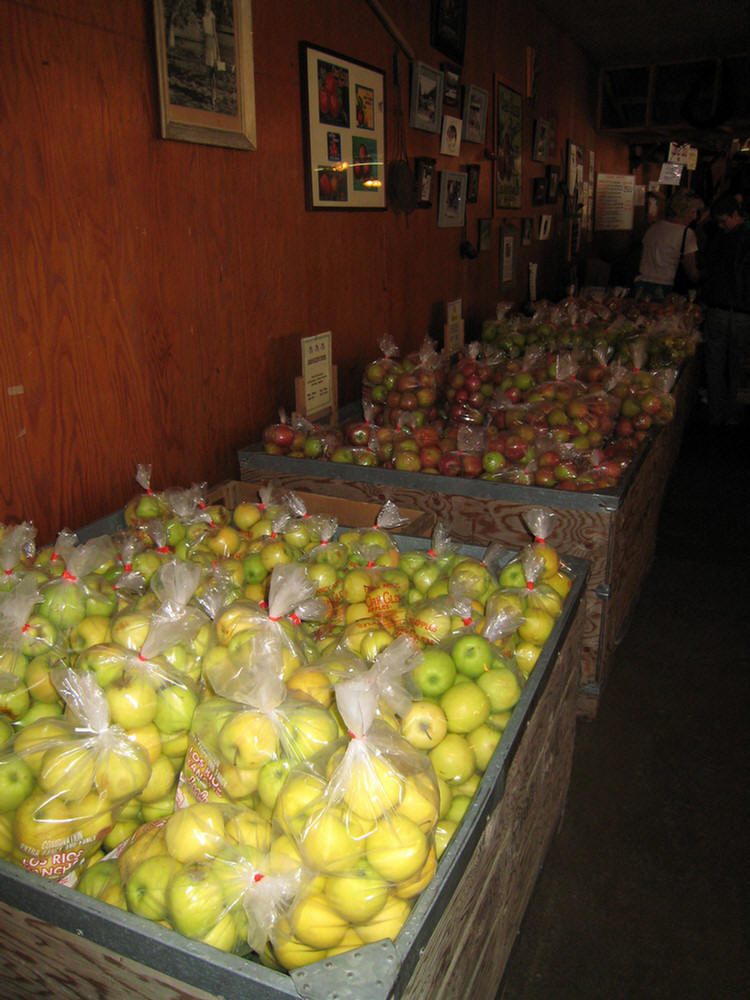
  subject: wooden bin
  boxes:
[238,360,695,719]
[0,540,588,1000]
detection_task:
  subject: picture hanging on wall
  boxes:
[431,0,467,65]
[300,42,386,210]
[153,0,257,150]
[532,177,547,205]
[532,118,551,162]
[465,164,480,202]
[442,65,461,107]
[415,157,437,207]
[495,80,522,210]
[437,170,468,227]
[462,85,489,144]
[440,115,463,156]
[409,62,445,134]
[546,165,560,202]
[521,217,533,245]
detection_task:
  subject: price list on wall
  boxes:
[594,173,635,231]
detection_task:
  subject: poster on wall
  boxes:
[495,81,522,210]
[595,173,635,231]
[300,42,386,210]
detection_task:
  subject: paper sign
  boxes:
[447,299,462,324]
[668,143,698,170]
[595,173,635,231]
[301,332,332,416]
[658,162,684,185]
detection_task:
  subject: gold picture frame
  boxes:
[153,0,257,150]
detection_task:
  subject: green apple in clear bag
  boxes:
[75,642,126,688]
[153,682,198,735]
[69,614,112,652]
[15,700,64,728]
[439,681,490,733]
[0,649,28,680]
[17,615,59,658]
[0,674,30,721]
[400,700,448,750]
[126,853,179,922]
[477,666,522,712]
[168,863,227,939]
[0,753,34,812]
[38,578,87,630]
[257,758,291,810]
[105,672,158,729]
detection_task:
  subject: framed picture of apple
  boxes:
[300,42,386,210]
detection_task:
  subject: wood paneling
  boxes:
[0,0,628,542]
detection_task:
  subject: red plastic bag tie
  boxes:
[427,548,435,557]
[462,616,473,626]
[534,535,545,543]
[157,546,170,554]
[366,560,375,568]
[124,563,133,573]
[21,623,30,632]
[3,568,12,576]
[526,580,535,590]
[146,488,153,495]
[63,570,77,582]
[253,873,264,883]
[198,501,207,509]
[259,600,268,610]
[289,613,301,626]
[268,614,281,622]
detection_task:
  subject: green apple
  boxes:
[449,559,493,601]
[400,701,448,750]
[0,674,30,721]
[111,610,152,652]
[498,560,527,589]
[411,562,441,596]
[477,667,522,712]
[232,502,262,532]
[450,634,493,678]
[0,716,13,751]
[409,602,452,645]
[434,818,458,858]
[518,606,555,645]
[467,723,502,772]
[17,615,59,658]
[342,568,373,604]
[15,700,64,728]
[439,682,491,734]
[412,648,456,697]
[38,578,87,630]
[165,802,227,865]
[168,864,231,939]
[0,753,34,812]
[286,703,340,760]
[446,793,472,824]
[0,649,28,680]
[153,682,199,735]
[218,710,278,770]
[77,857,125,902]
[126,853,179,922]
[75,643,127,688]
[428,733,476,785]
[82,574,118,618]
[69,614,112,652]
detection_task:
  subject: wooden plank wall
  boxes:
[0,0,629,542]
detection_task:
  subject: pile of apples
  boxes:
[0,485,574,971]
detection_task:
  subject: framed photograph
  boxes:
[478,218,492,252]
[462,85,488,144]
[415,157,437,208]
[539,214,552,240]
[437,170,467,228]
[442,65,461,107]
[465,163,480,203]
[410,62,444,134]
[300,42,386,211]
[532,177,547,205]
[532,118,551,162]
[521,217,533,245]
[440,115,462,156]
[152,0,257,150]
[431,0,467,65]
[495,80,522,210]
[500,224,516,284]
[546,164,560,202]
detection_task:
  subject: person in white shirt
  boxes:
[634,191,704,301]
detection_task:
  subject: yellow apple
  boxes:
[94,742,151,802]
[218,710,278,770]
[12,791,70,855]
[299,807,363,874]
[137,753,177,804]
[164,802,226,864]
[343,753,404,822]
[126,853,179,922]
[285,703,340,761]
[429,733,476,786]
[285,667,333,708]
[400,701,448,750]
[290,891,349,950]
[514,641,542,677]
[224,809,272,852]
[323,860,388,924]
[168,863,227,939]
[434,818,458,858]
[326,926,365,957]
[392,844,437,900]
[467,723,501,773]
[518,606,555,645]
[272,917,328,970]
[365,813,428,883]
[439,681,491,734]
[199,910,242,952]
[477,667,522,713]
[272,771,326,836]
[126,723,163,764]
[355,893,411,945]
[105,673,158,730]
[396,771,440,833]
[38,743,96,801]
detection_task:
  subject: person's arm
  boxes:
[681,251,699,283]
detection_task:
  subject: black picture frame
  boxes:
[415,157,437,208]
[431,0,467,66]
[465,163,480,203]
[532,176,547,205]
[546,164,560,202]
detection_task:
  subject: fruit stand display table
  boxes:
[238,360,696,719]
[0,537,588,1000]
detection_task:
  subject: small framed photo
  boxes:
[546,164,560,202]
[462,84,488,144]
[465,163,480,202]
[442,65,461,107]
[410,62,444,134]
[521,217,533,245]
[440,115,462,156]
[478,217,492,251]
[415,156,437,208]
[438,170,467,228]
[538,214,552,240]
[532,118,551,162]
[532,177,547,205]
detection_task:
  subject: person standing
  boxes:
[633,191,704,301]
[701,194,750,427]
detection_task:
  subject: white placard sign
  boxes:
[595,173,635,231]
[668,143,698,170]
[301,331,332,416]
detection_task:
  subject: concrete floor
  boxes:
[497,400,750,1000]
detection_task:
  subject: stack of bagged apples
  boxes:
[0,482,572,971]
[261,296,697,490]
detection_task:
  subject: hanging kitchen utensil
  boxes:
[387,49,417,217]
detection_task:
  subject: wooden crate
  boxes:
[0,544,588,1000]
[238,361,695,719]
